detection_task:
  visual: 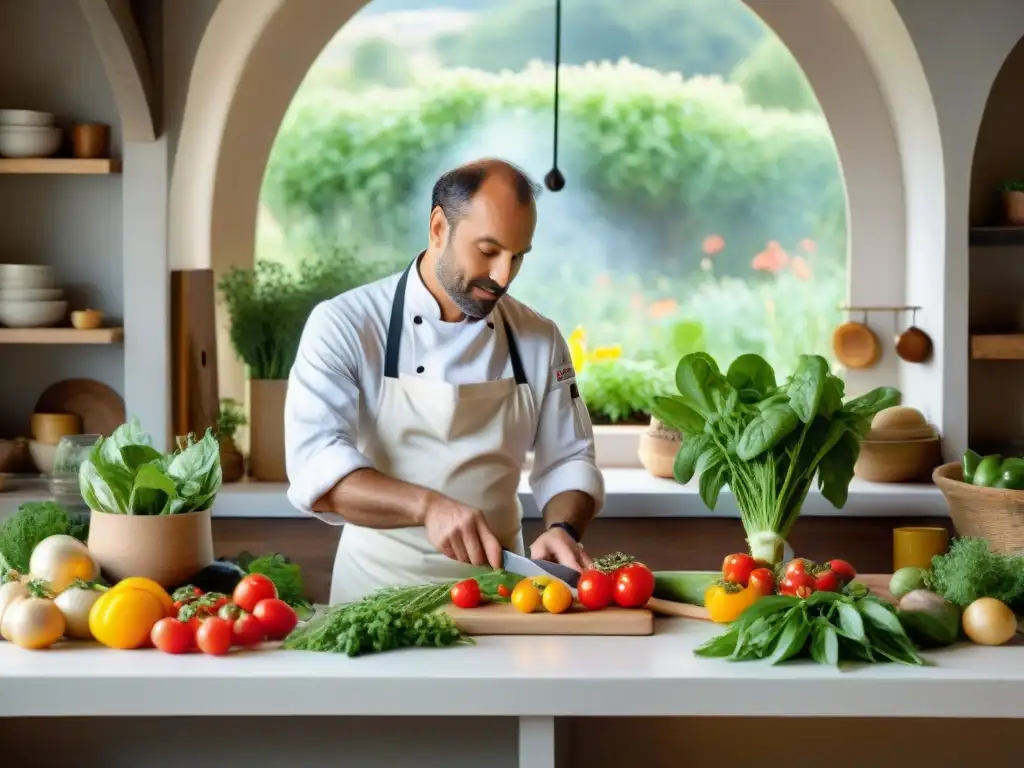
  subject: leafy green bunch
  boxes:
[79,418,223,516]
[577,359,675,425]
[218,255,374,380]
[652,352,900,563]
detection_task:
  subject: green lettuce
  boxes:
[79,418,223,516]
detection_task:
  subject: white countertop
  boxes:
[2,619,1020,719]
[0,469,949,520]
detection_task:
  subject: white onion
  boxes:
[28,535,99,593]
[54,585,102,639]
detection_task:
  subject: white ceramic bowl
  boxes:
[0,109,54,127]
[28,441,56,475]
[0,264,54,289]
[0,126,61,158]
[0,288,62,301]
[0,300,67,328]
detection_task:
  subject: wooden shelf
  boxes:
[971,334,1024,359]
[969,226,1024,246]
[0,158,121,175]
[0,327,123,344]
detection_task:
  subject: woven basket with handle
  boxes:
[932,461,1024,553]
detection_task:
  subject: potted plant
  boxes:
[638,417,682,479]
[79,418,223,587]
[218,256,366,481]
[1002,180,1024,225]
[217,397,247,483]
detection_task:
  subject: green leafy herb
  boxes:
[78,418,223,516]
[0,501,82,574]
[241,552,309,608]
[217,398,248,441]
[694,589,927,667]
[577,359,674,425]
[929,537,1024,607]
[652,352,899,563]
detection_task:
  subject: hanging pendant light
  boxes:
[544,0,565,192]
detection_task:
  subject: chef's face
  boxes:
[431,179,536,319]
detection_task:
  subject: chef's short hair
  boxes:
[431,159,540,227]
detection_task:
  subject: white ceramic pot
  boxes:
[0,126,61,158]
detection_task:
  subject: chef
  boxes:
[284,158,605,604]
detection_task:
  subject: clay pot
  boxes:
[87,509,214,588]
[1005,190,1024,225]
[219,434,245,483]
[249,379,287,482]
[638,417,683,479]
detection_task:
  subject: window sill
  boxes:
[169,469,946,520]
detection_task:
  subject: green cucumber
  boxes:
[653,571,720,607]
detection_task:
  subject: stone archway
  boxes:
[169,0,944,432]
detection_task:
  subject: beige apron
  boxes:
[329,262,537,604]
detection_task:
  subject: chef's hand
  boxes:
[422,493,503,569]
[529,527,592,572]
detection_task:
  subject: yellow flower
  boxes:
[590,345,622,362]
[566,326,623,372]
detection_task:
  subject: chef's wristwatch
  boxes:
[549,521,580,543]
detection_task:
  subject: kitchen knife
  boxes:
[501,550,581,588]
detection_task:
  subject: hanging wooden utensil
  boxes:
[894,306,933,363]
[832,310,881,369]
[544,0,565,192]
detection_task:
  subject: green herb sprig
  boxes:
[929,537,1024,608]
[695,590,926,667]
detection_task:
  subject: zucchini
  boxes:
[652,570,720,606]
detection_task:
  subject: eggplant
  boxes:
[182,561,247,595]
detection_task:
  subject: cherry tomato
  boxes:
[613,562,655,608]
[779,570,815,598]
[497,584,511,599]
[511,579,541,613]
[721,553,758,587]
[196,616,234,656]
[813,570,841,593]
[748,567,776,596]
[577,568,615,610]
[826,559,857,585]
[783,558,813,578]
[151,617,193,654]
[253,598,299,640]
[232,574,278,613]
[450,579,482,609]
[210,595,231,613]
[232,612,265,647]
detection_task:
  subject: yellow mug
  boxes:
[893,526,950,572]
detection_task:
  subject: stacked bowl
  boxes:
[0,265,67,327]
[0,110,61,158]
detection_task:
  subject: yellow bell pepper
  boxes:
[704,581,764,624]
[105,577,174,615]
[89,582,170,649]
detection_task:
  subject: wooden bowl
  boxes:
[30,412,82,445]
[854,437,942,482]
[832,321,881,369]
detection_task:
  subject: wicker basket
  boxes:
[932,462,1024,553]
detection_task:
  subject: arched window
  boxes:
[256,0,848,463]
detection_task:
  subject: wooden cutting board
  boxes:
[442,602,654,635]
[646,573,896,621]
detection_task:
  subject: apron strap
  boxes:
[383,258,529,386]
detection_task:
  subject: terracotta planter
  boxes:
[1004,190,1024,225]
[638,418,683,479]
[87,509,214,588]
[219,434,245,483]
[249,378,287,482]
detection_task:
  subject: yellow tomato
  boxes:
[511,580,541,613]
[89,586,168,649]
[541,579,573,614]
[106,577,174,615]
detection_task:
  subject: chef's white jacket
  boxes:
[284,264,606,517]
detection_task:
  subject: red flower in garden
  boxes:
[790,255,813,281]
[751,241,789,273]
[702,235,725,255]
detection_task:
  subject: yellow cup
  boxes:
[893,526,950,571]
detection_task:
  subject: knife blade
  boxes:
[501,550,581,588]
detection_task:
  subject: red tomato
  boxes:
[232,613,265,647]
[450,579,482,609]
[210,595,231,613]
[253,598,299,640]
[779,571,815,598]
[613,563,655,608]
[196,616,234,656]
[748,567,776,596]
[232,574,278,613]
[577,568,614,610]
[783,558,813,578]
[721,553,758,587]
[813,570,841,593]
[151,618,193,654]
[826,559,857,585]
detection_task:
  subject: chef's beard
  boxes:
[435,243,505,319]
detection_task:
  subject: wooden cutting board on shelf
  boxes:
[442,602,654,636]
[646,573,896,621]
